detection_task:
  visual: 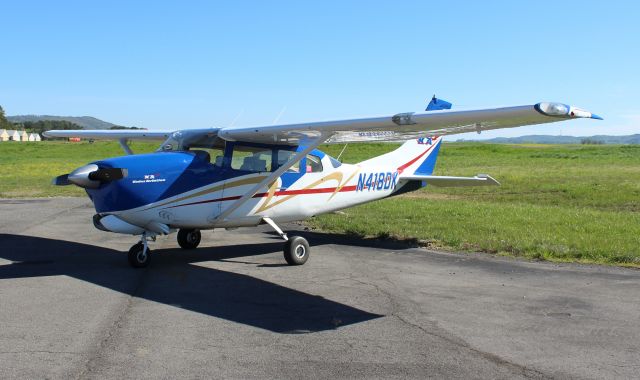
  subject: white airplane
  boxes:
[44,99,601,268]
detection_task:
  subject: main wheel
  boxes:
[283,236,310,265]
[177,228,201,249]
[128,242,151,268]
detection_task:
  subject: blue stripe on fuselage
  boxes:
[87,147,326,213]
[88,151,255,213]
[413,139,442,176]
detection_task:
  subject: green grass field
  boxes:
[1,141,639,266]
[0,141,159,197]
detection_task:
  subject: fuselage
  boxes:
[83,138,442,233]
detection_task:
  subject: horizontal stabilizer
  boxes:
[401,174,500,187]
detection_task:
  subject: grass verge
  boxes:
[1,140,638,266]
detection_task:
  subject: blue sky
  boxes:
[1,1,638,138]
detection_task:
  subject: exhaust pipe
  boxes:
[94,214,145,235]
[94,214,170,235]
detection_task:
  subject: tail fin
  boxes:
[358,137,442,177]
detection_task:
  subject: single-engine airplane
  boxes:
[44,98,601,268]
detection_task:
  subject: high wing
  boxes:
[42,130,175,155]
[43,101,601,147]
[42,130,172,140]
[218,102,602,145]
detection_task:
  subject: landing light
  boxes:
[535,102,570,117]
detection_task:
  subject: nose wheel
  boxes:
[127,232,154,268]
[128,242,151,268]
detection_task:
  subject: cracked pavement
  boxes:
[1,198,639,379]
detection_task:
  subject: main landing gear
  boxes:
[177,228,201,249]
[283,236,310,265]
[262,217,310,266]
[126,221,310,268]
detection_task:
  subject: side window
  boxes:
[276,150,300,173]
[306,154,323,173]
[231,145,272,172]
[193,147,224,167]
[210,148,225,167]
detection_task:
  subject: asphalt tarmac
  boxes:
[1,198,639,379]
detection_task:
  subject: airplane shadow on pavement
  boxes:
[0,233,382,334]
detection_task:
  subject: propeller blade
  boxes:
[52,174,71,186]
[88,168,128,182]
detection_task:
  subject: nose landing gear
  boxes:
[262,217,310,266]
[128,232,154,268]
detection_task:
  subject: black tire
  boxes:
[284,236,310,265]
[128,242,151,268]
[177,228,201,249]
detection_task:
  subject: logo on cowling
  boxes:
[132,173,166,184]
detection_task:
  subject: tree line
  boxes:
[1,105,144,139]
[0,105,12,130]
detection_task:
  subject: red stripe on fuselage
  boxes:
[165,185,358,209]
[396,138,438,173]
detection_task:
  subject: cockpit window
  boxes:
[158,129,225,166]
[231,145,272,172]
[276,150,300,172]
[158,129,222,152]
[306,154,323,173]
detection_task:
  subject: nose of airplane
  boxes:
[52,164,128,189]
[52,151,210,213]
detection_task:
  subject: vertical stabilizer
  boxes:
[358,137,442,177]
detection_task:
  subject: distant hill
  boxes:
[458,134,640,144]
[7,115,116,130]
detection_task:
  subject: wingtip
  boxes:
[590,114,604,120]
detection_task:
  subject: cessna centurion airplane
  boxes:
[44,98,601,268]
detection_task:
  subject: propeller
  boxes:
[52,174,71,186]
[88,167,128,182]
[52,164,128,188]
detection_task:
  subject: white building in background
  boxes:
[0,130,40,142]
[7,130,20,141]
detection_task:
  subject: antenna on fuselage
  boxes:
[228,109,244,128]
[336,143,349,162]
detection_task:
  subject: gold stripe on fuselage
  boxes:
[140,174,268,211]
[255,169,359,213]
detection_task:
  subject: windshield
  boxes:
[157,129,222,152]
